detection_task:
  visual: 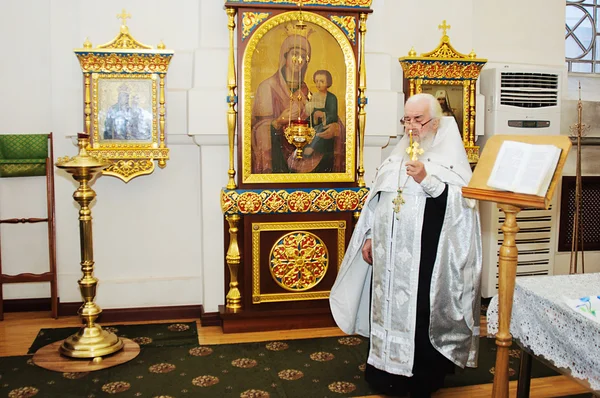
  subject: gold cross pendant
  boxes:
[392,188,405,214]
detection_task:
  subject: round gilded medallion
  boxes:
[269,231,328,291]
[237,192,263,214]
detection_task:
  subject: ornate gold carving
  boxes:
[97,10,151,50]
[252,221,346,304]
[221,187,370,215]
[330,15,356,44]
[269,231,328,291]
[237,191,263,213]
[242,11,356,184]
[357,13,367,187]
[102,159,155,182]
[75,53,173,74]
[438,20,450,36]
[242,12,271,40]
[287,191,312,212]
[227,8,238,189]
[225,214,242,311]
[226,0,372,7]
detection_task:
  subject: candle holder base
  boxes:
[59,325,124,358]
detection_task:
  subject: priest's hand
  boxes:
[406,160,426,183]
[362,239,373,265]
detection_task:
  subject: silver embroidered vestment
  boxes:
[329,117,483,376]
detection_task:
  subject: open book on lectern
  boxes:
[462,135,571,209]
[486,140,562,197]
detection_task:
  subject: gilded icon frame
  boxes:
[240,11,357,184]
[74,16,173,182]
[399,23,487,164]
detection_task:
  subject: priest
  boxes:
[329,93,482,397]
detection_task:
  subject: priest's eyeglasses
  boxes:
[400,116,433,128]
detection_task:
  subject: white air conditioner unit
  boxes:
[478,65,562,297]
[480,64,562,138]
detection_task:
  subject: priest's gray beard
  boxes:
[414,131,436,153]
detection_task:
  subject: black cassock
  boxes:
[365,185,455,398]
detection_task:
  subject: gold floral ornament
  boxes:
[269,231,328,291]
[226,0,372,6]
[242,12,271,40]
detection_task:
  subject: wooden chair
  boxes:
[0,133,57,320]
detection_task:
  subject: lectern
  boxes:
[462,134,571,398]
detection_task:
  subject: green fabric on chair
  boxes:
[0,134,49,177]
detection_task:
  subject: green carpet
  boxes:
[27,322,199,354]
[0,322,588,398]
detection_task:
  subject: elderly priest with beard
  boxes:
[330,93,482,397]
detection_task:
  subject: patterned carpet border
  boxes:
[0,322,576,398]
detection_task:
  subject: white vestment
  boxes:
[329,117,483,376]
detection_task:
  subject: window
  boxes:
[566,0,599,73]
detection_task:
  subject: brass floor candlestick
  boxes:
[56,133,123,359]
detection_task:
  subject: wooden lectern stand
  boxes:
[462,135,571,398]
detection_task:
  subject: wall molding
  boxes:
[2,298,209,324]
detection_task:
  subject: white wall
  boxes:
[0,0,568,312]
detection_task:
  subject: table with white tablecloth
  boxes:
[487,272,600,393]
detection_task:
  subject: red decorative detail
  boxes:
[221,192,234,213]
[237,192,262,213]
[312,190,335,211]
[287,191,311,212]
[336,190,359,211]
[264,191,286,212]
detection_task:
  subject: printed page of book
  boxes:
[512,144,561,196]
[487,141,526,191]
[487,141,561,196]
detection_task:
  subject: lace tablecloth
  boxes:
[487,273,600,391]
